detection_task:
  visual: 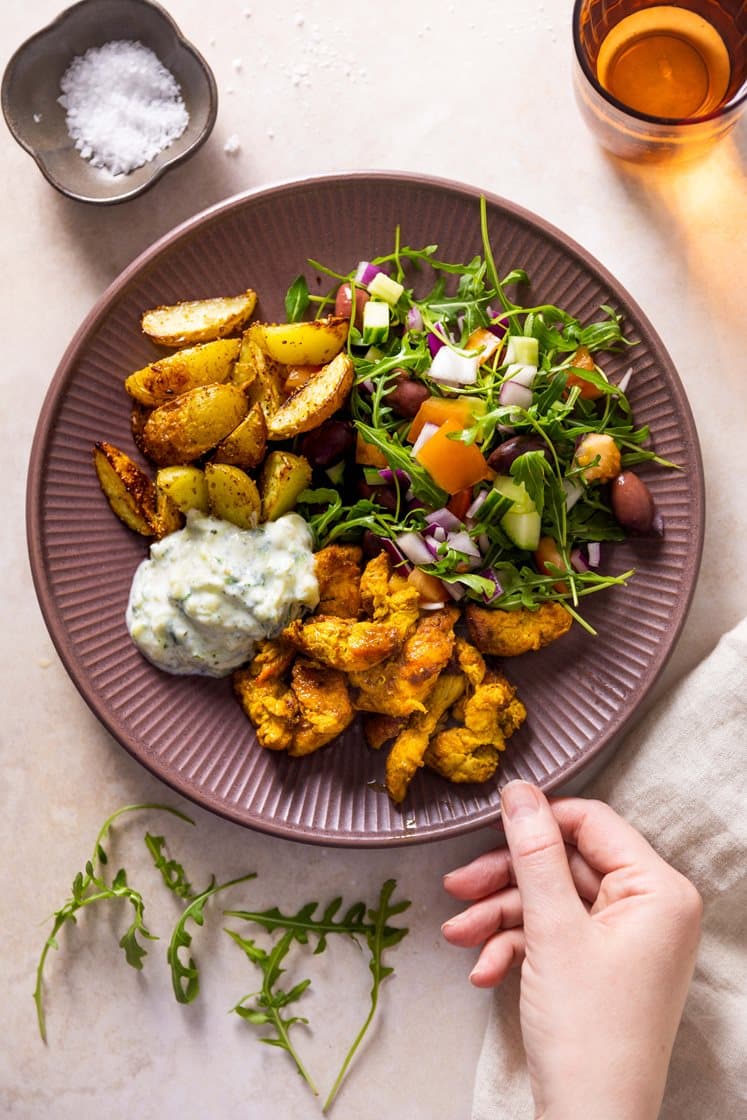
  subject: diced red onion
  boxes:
[395,531,434,566]
[427,324,447,357]
[411,421,439,456]
[425,507,463,532]
[429,346,480,386]
[378,467,410,486]
[444,581,466,601]
[616,366,633,395]
[420,600,449,610]
[478,532,490,553]
[360,378,374,393]
[499,380,533,410]
[505,362,537,388]
[587,541,601,567]
[446,529,481,558]
[563,479,584,511]
[355,261,387,285]
[570,547,589,573]
[466,490,488,520]
[480,567,504,603]
[381,537,410,570]
[406,306,424,331]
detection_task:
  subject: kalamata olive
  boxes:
[299,419,354,468]
[611,471,656,533]
[357,480,398,512]
[384,371,431,419]
[334,282,369,329]
[362,530,385,558]
[487,435,549,474]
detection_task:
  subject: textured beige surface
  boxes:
[1,3,746,1119]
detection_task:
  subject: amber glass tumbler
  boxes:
[572,0,747,162]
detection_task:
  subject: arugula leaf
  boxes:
[354,422,448,508]
[284,274,310,322]
[167,873,257,1004]
[225,880,411,1113]
[144,833,196,900]
[34,803,194,1042]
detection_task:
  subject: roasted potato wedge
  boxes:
[156,465,209,514]
[130,401,151,456]
[156,487,183,536]
[141,383,249,465]
[246,315,348,366]
[205,463,261,529]
[141,290,257,347]
[93,441,159,536]
[266,352,354,439]
[230,335,266,387]
[212,402,267,469]
[125,339,241,406]
[244,357,284,423]
[260,451,313,521]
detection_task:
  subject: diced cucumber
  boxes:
[325,461,346,486]
[505,335,539,366]
[361,301,390,345]
[367,272,405,305]
[492,475,536,514]
[501,509,541,550]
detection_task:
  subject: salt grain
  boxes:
[224,134,241,154]
[59,40,189,176]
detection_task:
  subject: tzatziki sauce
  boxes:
[126,511,319,677]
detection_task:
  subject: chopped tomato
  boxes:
[355,431,388,468]
[447,488,473,521]
[414,418,490,494]
[407,396,484,444]
[407,567,448,604]
[563,346,605,400]
[283,364,322,394]
[464,327,504,364]
[535,536,569,593]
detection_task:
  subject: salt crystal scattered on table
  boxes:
[224,134,241,154]
[58,40,189,176]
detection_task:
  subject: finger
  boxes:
[469,928,526,988]
[443,847,513,900]
[567,846,603,903]
[441,887,523,947]
[550,798,667,877]
[500,781,585,931]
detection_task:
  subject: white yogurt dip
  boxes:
[126,511,319,677]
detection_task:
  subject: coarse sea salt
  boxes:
[58,40,189,177]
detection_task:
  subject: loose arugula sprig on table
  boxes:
[295,197,676,631]
[35,806,410,1113]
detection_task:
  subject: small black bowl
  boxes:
[2,0,217,204]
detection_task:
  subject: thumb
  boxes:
[500,781,585,933]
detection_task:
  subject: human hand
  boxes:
[442,782,702,1120]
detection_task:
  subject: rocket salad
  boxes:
[291,198,674,634]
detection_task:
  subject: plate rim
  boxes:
[26,169,705,846]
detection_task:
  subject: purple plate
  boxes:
[27,171,704,846]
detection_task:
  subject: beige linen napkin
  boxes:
[472,616,747,1120]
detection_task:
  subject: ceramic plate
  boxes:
[27,172,704,846]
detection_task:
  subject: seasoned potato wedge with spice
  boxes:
[141,290,257,347]
[230,335,266,387]
[246,315,348,366]
[212,402,267,469]
[260,451,313,521]
[244,358,284,423]
[141,383,249,465]
[205,463,261,529]
[93,441,160,536]
[125,339,241,406]
[266,352,354,439]
[156,465,209,514]
[130,401,151,455]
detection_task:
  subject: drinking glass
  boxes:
[572,0,747,162]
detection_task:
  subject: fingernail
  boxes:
[501,780,541,820]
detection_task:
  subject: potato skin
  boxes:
[141,290,257,347]
[247,315,348,366]
[205,464,261,529]
[212,402,267,469]
[141,383,249,465]
[93,441,159,536]
[260,451,313,521]
[156,465,209,514]
[125,339,240,406]
[266,352,354,439]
